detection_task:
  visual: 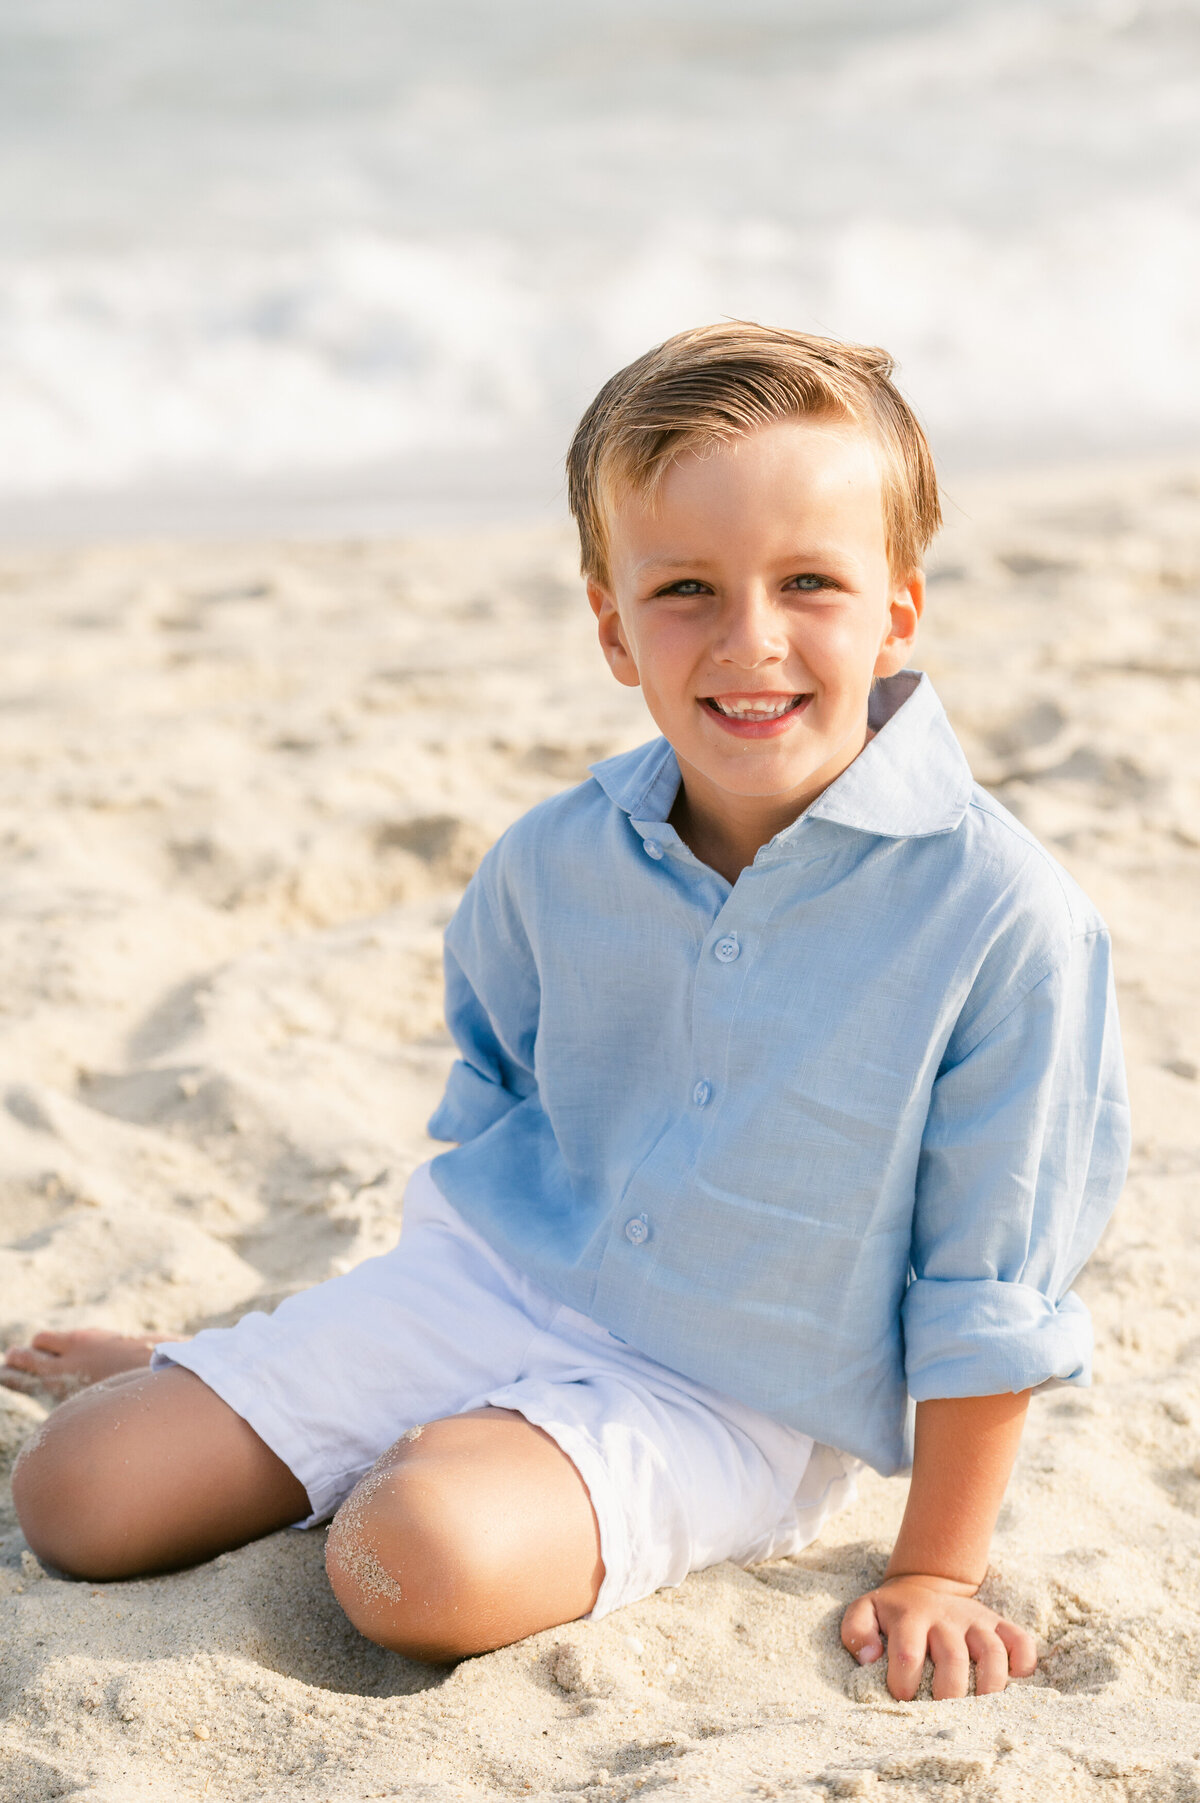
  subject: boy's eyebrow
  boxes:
[634,549,863,576]
[635,557,713,573]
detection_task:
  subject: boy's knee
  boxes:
[326,1457,500,1662]
[14,1406,104,1577]
[13,1385,151,1579]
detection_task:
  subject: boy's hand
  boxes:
[846,1392,1038,1700]
[841,1573,1037,1700]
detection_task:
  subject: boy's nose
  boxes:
[712,588,789,667]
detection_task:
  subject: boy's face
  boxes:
[587,416,923,834]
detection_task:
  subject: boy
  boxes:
[8,324,1128,1702]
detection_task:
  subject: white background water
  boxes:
[1,0,1198,534]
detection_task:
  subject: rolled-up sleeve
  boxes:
[426,850,540,1147]
[902,928,1130,1401]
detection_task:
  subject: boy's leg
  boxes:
[13,1366,309,1580]
[326,1406,604,1663]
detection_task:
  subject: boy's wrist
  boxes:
[878,1569,981,1598]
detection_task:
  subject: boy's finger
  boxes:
[995,1617,1039,1678]
[841,1595,884,1664]
[928,1624,970,1700]
[966,1624,1009,1695]
[884,1626,930,1701]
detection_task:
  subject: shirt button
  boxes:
[692,1079,712,1107]
[624,1213,650,1245]
[714,933,741,963]
[643,838,664,860]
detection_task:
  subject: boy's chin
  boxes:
[690,755,833,804]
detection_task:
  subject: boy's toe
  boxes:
[0,1364,43,1393]
[2,1338,94,1397]
[30,1330,70,1353]
[1,1330,158,1394]
[0,1346,72,1394]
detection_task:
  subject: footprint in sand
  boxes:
[374,813,490,887]
[984,699,1067,760]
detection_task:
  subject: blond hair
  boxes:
[566,321,941,586]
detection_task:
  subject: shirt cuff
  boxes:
[902,1276,1093,1400]
[426,1059,521,1144]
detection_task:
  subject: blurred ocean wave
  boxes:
[1,0,1197,529]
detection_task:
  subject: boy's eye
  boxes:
[650,573,836,598]
[655,579,711,597]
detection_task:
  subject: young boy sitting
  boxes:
[7,323,1129,1702]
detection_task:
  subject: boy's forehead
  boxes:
[604,417,888,571]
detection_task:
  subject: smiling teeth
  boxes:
[712,696,798,719]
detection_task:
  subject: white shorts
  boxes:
[153,1163,859,1619]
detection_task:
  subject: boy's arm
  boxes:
[427,850,540,1147]
[840,1392,1038,1700]
[860,927,1127,1702]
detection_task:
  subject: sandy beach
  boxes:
[1,457,1199,1801]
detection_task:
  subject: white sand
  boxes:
[1,461,1198,1801]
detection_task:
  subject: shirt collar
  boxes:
[588,671,973,845]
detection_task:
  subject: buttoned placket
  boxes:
[608,818,810,1287]
[633,818,820,1141]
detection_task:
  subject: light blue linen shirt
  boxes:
[427,671,1129,1475]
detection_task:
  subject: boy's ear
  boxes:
[587,577,642,689]
[873,570,925,679]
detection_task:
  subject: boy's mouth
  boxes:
[702,692,812,736]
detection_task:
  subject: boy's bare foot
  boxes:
[1,1329,170,1399]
